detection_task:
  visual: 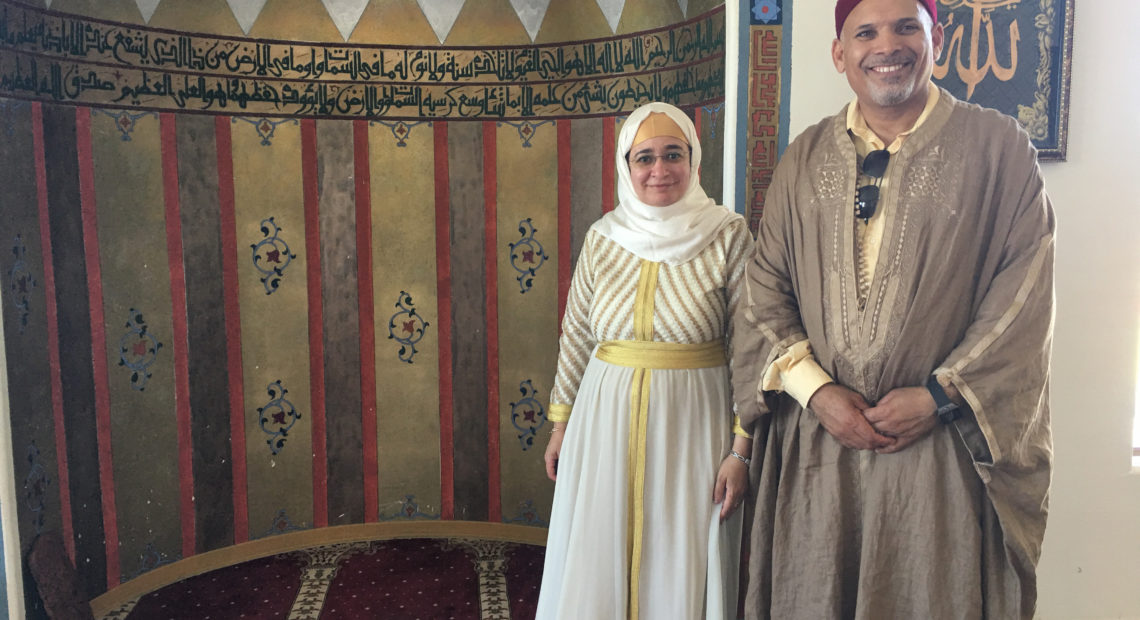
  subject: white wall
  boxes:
[786,2,1140,618]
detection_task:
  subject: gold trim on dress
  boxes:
[633,261,659,341]
[627,365,650,620]
[616,259,730,620]
[733,415,752,438]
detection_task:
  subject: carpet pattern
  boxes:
[97,538,544,619]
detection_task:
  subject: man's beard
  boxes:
[863,52,921,107]
[868,79,917,107]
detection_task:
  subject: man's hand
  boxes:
[808,383,894,450]
[544,425,566,481]
[862,387,939,454]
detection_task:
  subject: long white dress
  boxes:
[537,218,752,620]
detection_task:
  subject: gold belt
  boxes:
[594,339,726,369]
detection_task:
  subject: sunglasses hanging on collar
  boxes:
[854,149,890,222]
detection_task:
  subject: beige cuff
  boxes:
[783,359,834,408]
[760,340,835,408]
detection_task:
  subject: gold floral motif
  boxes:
[1015,0,1054,140]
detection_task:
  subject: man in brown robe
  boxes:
[731,0,1055,617]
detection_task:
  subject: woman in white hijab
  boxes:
[536,102,755,619]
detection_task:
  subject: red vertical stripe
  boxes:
[32,103,75,562]
[482,122,500,523]
[301,119,328,529]
[354,120,379,523]
[556,120,572,324]
[433,122,455,520]
[602,117,616,214]
[159,114,196,558]
[215,116,249,544]
[76,107,120,588]
[694,107,702,138]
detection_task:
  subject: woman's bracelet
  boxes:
[550,426,565,435]
[728,450,751,466]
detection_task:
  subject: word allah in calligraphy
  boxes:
[934,0,1021,99]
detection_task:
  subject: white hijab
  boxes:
[592,102,739,265]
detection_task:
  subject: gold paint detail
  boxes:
[1017,0,1056,140]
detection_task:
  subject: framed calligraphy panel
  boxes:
[932,0,1074,160]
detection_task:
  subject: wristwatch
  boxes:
[926,375,962,424]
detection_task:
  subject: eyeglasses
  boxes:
[628,151,689,171]
[854,149,890,222]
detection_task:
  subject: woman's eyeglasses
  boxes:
[628,151,688,170]
[854,149,890,222]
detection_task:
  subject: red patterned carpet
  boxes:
[98,538,544,620]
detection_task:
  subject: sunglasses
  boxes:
[854,149,890,222]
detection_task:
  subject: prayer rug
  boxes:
[98,538,544,620]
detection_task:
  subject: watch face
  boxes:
[937,405,961,424]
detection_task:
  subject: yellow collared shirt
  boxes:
[847,86,940,299]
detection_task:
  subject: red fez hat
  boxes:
[835,0,937,38]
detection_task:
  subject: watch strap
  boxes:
[926,374,961,424]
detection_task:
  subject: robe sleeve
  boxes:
[935,127,1055,586]
[549,231,599,422]
[721,218,758,436]
[731,149,817,428]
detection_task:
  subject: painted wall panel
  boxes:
[315,119,366,527]
[42,104,108,595]
[247,0,344,40]
[47,0,143,22]
[447,121,490,522]
[697,105,726,205]
[88,110,182,581]
[534,0,613,43]
[617,0,685,34]
[175,113,237,553]
[445,0,532,46]
[351,0,441,45]
[229,119,315,536]
[568,117,604,266]
[0,101,64,557]
[495,120,559,526]
[147,0,245,35]
[368,121,443,521]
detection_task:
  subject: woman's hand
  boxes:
[713,436,753,520]
[544,424,566,481]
